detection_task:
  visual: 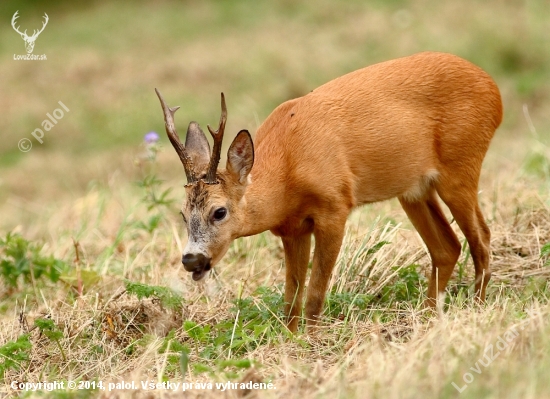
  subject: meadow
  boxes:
[1,0,549,398]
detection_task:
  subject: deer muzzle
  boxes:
[181,253,211,281]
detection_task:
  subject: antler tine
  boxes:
[205,93,227,184]
[41,14,48,28]
[155,88,197,184]
[32,13,48,38]
[11,11,24,37]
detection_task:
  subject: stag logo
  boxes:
[11,10,48,55]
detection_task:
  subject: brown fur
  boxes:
[178,52,503,332]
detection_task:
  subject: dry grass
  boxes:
[1,133,549,398]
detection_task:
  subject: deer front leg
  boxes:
[304,219,346,329]
[282,234,312,333]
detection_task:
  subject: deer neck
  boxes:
[238,171,287,237]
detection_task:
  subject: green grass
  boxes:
[1,0,550,398]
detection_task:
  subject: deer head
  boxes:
[11,11,49,54]
[155,89,254,280]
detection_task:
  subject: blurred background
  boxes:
[0,0,549,234]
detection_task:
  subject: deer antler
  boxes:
[204,93,227,184]
[31,13,49,39]
[11,11,48,39]
[11,11,26,38]
[155,88,198,185]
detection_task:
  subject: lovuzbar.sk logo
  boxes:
[12,10,48,61]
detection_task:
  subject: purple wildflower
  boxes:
[144,131,160,144]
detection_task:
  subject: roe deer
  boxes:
[155,51,502,332]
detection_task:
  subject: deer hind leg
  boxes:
[304,216,347,329]
[282,234,312,333]
[436,179,491,302]
[399,188,461,307]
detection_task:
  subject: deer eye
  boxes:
[212,207,227,222]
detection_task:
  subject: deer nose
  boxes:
[181,253,210,272]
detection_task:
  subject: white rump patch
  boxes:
[401,169,439,202]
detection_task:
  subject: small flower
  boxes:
[144,131,160,144]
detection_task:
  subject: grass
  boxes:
[1,0,550,398]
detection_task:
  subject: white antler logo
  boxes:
[11,11,49,54]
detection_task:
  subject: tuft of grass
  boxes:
[542,243,550,266]
[124,280,183,311]
[0,232,67,291]
[34,318,66,362]
[0,334,31,381]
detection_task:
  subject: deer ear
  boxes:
[227,130,254,184]
[185,122,211,174]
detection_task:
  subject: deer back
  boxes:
[250,52,503,211]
